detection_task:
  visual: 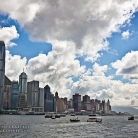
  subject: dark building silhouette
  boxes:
[73,93,81,112]
[44,85,56,112]
[0,41,5,110]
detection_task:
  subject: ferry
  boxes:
[87,114,102,122]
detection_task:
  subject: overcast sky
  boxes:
[1,0,138,107]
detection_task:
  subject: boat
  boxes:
[51,114,56,119]
[128,116,134,120]
[45,114,52,118]
[70,117,80,122]
[87,114,102,122]
[70,114,76,116]
[55,114,60,118]
[60,114,66,117]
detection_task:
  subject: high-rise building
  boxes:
[44,85,56,112]
[82,95,90,111]
[11,81,19,109]
[55,91,59,101]
[0,41,5,110]
[56,98,65,112]
[38,88,44,107]
[73,93,81,112]
[19,71,27,109]
[27,80,39,107]
[3,85,11,109]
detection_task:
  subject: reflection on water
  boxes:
[0,115,138,138]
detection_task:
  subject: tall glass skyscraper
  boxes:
[11,81,19,109]
[44,85,56,112]
[27,80,39,107]
[0,41,5,110]
[19,71,27,109]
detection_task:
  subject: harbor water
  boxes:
[0,115,138,138]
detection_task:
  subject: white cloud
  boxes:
[111,51,138,83]
[71,63,138,106]
[5,50,27,81]
[1,0,138,61]
[0,26,19,47]
[122,30,131,39]
[2,0,138,106]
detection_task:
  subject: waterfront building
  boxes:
[19,71,27,109]
[67,99,73,109]
[3,85,11,109]
[55,91,59,101]
[102,99,105,113]
[82,95,90,111]
[44,85,56,112]
[0,41,5,110]
[73,93,81,112]
[56,98,65,112]
[11,81,19,109]
[38,88,44,107]
[27,80,39,107]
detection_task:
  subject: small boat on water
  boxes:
[128,116,134,120]
[51,114,56,119]
[87,114,102,122]
[70,114,76,116]
[70,117,80,122]
[60,114,66,117]
[55,114,60,118]
[45,114,52,118]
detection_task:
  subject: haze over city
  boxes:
[0,0,138,109]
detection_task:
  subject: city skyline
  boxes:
[0,1,138,107]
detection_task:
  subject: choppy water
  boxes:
[0,115,138,138]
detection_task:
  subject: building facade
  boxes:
[11,81,19,109]
[56,98,65,112]
[19,71,27,109]
[3,85,11,109]
[44,85,56,112]
[27,80,39,107]
[73,93,81,112]
[0,41,5,110]
[82,95,90,111]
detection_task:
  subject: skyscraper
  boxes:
[19,71,27,109]
[0,41,5,110]
[11,81,19,109]
[27,80,39,107]
[73,93,81,112]
[44,85,56,112]
[82,95,90,111]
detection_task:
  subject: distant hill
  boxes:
[112,106,138,115]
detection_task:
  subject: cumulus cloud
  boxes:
[0,26,19,47]
[2,0,138,106]
[122,30,131,39]
[111,51,138,83]
[0,0,138,61]
[5,50,27,81]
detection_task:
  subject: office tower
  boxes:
[38,88,44,107]
[19,71,27,109]
[44,85,56,112]
[73,93,81,112]
[0,41,5,110]
[55,91,59,101]
[56,98,65,112]
[102,99,105,113]
[3,85,11,109]
[82,95,90,111]
[11,81,19,109]
[67,98,73,109]
[27,80,39,107]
